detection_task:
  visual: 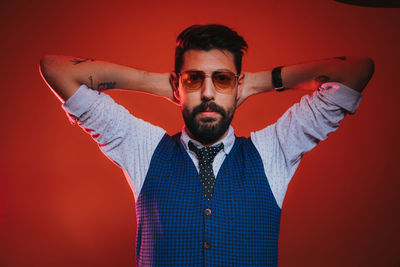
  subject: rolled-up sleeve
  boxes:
[62,83,101,125]
[61,84,166,199]
[251,82,362,208]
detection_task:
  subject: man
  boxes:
[39,24,374,266]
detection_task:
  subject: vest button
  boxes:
[205,208,212,216]
[204,241,211,249]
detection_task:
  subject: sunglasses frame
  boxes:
[178,70,239,93]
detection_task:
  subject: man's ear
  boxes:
[236,72,245,101]
[169,72,181,103]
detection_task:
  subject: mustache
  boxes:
[191,101,226,117]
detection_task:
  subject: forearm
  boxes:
[281,56,374,93]
[247,56,374,96]
[39,55,173,102]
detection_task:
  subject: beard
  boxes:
[182,101,236,145]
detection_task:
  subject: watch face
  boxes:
[272,67,283,90]
[333,0,400,8]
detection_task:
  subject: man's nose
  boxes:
[201,76,216,101]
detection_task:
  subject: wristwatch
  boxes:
[272,66,284,92]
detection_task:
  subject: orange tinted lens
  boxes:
[181,71,204,90]
[212,72,236,91]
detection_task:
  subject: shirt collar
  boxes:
[180,125,235,155]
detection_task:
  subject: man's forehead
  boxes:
[181,49,236,73]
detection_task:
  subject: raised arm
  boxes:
[249,56,374,207]
[39,55,175,198]
[39,55,174,103]
[241,56,374,104]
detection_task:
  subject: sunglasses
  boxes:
[178,70,239,92]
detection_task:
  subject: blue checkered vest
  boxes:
[136,133,281,266]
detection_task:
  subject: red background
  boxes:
[1,0,399,266]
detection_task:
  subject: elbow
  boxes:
[39,54,67,87]
[358,57,375,92]
[344,56,375,93]
[39,55,56,81]
[364,57,375,80]
[39,55,51,71]
[356,56,375,78]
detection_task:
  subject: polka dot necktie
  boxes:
[188,141,224,201]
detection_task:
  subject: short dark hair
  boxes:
[174,24,248,74]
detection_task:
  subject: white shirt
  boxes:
[62,82,362,209]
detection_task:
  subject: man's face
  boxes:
[175,49,243,146]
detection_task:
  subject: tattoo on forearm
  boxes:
[70,58,95,65]
[97,81,116,91]
[89,75,94,89]
[315,75,330,84]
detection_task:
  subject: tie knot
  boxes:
[188,141,224,164]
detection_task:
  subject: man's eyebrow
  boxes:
[215,68,235,72]
[183,68,235,73]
